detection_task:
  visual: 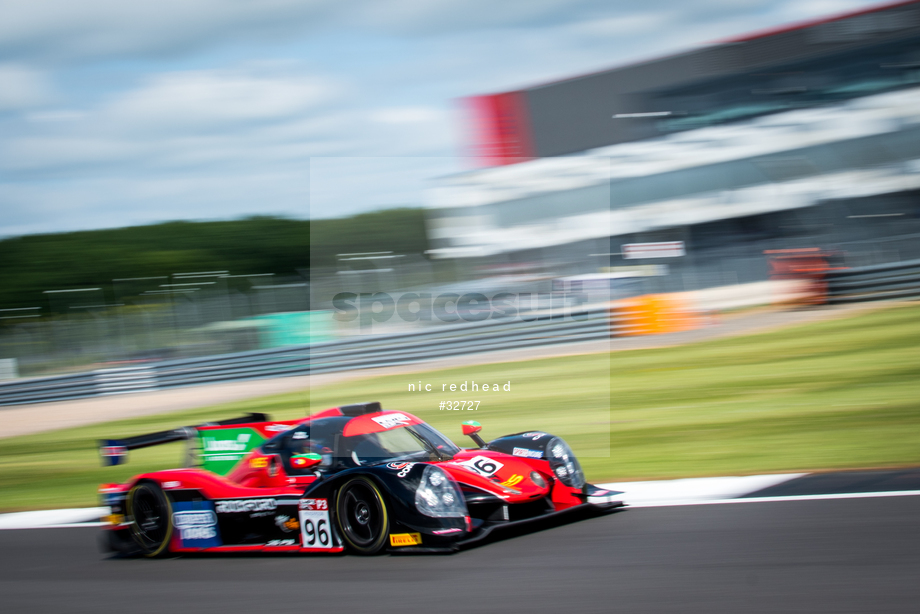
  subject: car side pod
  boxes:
[461,421,486,448]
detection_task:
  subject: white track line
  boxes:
[627,489,920,508]
[0,507,107,530]
[27,522,107,528]
[596,473,806,506]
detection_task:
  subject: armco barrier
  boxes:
[826,258,920,304]
[0,307,621,407]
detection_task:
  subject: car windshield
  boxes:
[351,423,461,466]
[410,422,461,458]
[265,416,463,474]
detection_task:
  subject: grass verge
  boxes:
[1,303,918,512]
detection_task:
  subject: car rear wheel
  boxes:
[126,481,173,558]
[335,477,389,555]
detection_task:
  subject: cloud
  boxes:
[0,54,458,238]
[0,1,328,63]
[2,137,143,173]
[309,157,459,219]
[0,64,346,173]
[0,1,628,62]
[25,110,85,122]
[0,64,54,111]
[772,0,874,23]
[0,0,890,238]
[4,1,864,64]
[370,106,444,125]
[105,67,342,133]
[569,12,676,39]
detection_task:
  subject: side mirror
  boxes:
[461,421,486,448]
[291,453,323,470]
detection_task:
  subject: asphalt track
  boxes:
[2,495,919,613]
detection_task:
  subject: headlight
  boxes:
[530,471,547,489]
[546,437,585,489]
[415,465,468,518]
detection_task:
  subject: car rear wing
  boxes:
[98,412,270,467]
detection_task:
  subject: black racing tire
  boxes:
[126,481,173,558]
[335,476,390,555]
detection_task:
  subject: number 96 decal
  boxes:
[455,455,504,477]
[299,498,335,549]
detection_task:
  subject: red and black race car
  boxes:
[98,401,623,556]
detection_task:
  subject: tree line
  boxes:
[0,208,429,313]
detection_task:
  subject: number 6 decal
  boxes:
[474,459,497,474]
[457,455,504,477]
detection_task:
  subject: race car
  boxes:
[98,401,623,556]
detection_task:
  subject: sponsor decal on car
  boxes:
[104,513,125,526]
[513,447,543,459]
[198,427,267,475]
[250,457,269,469]
[215,498,277,514]
[299,498,329,511]
[162,480,182,489]
[293,431,308,440]
[432,528,463,535]
[265,424,293,432]
[389,533,423,547]
[454,455,504,477]
[386,462,416,478]
[174,511,218,538]
[266,539,296,547]
[172,501,222,548]
[521,432,546,441]
[371,413,411,429]
[202,433,251,452]
[298,498,334,549]
[501,474,524,487]
[275,515,299,533]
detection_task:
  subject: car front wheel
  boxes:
[335,477,389,555]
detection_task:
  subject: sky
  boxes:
[0,0,888,238]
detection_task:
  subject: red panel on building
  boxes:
[464,91,535,167]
